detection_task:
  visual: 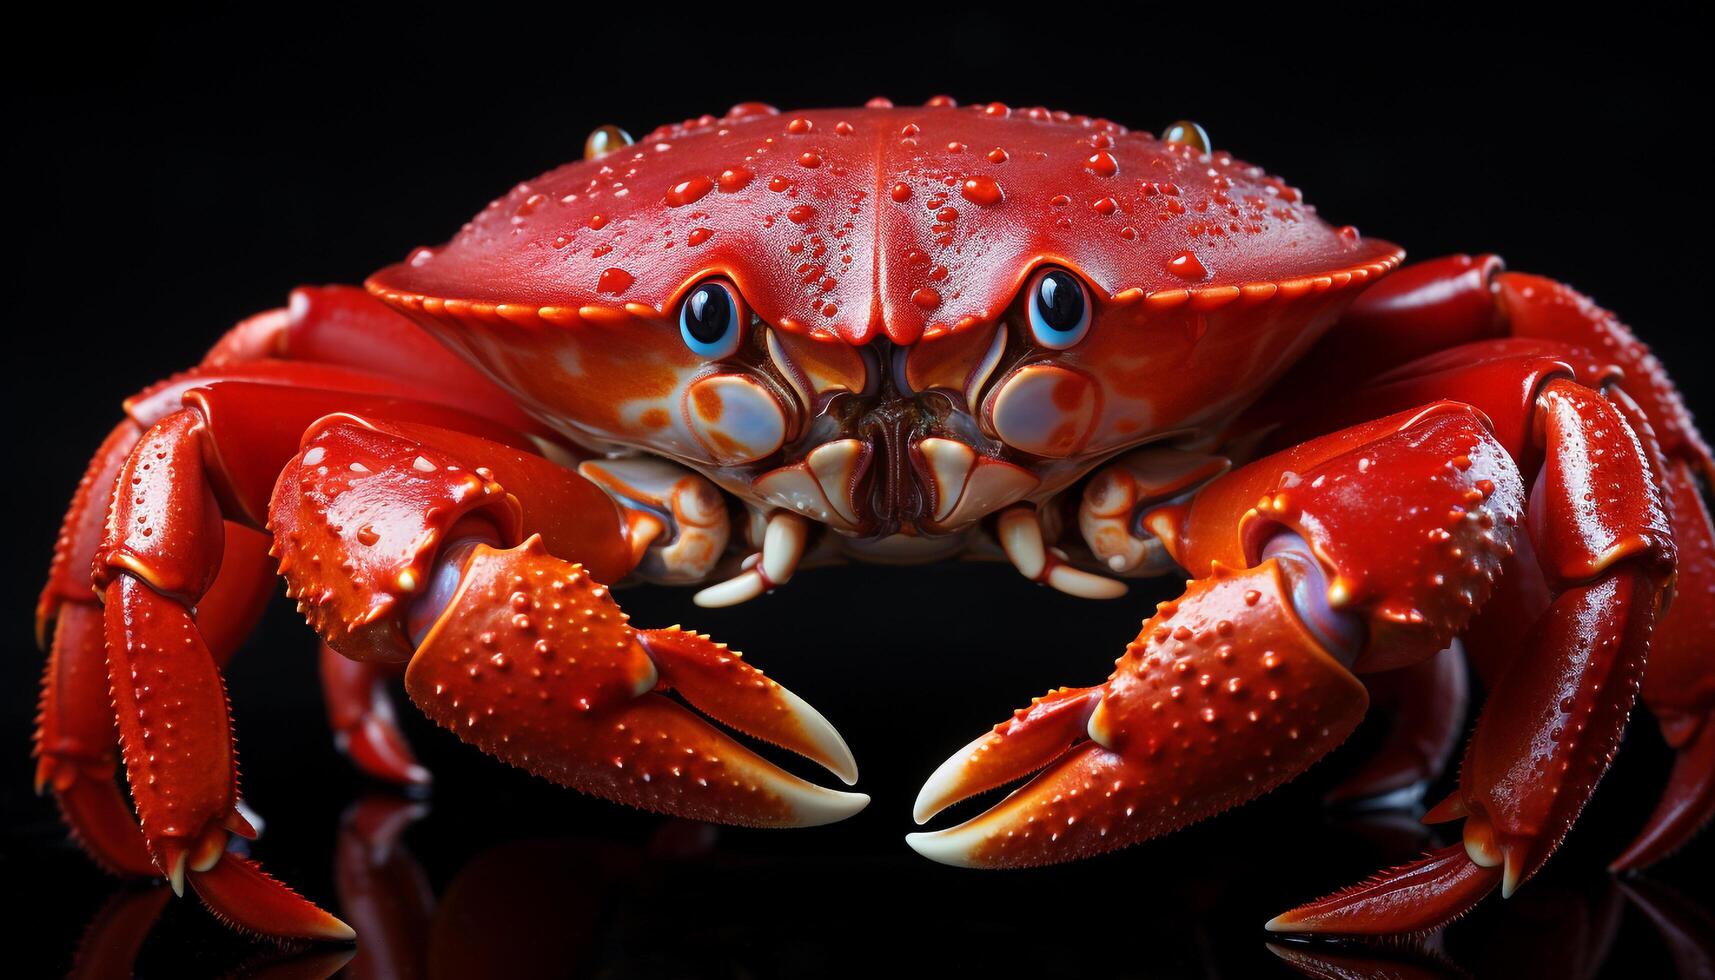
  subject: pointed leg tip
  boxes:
[1263,911,1313,934]
[319,915,358,943]
[1608,845,1657,874]
[1498,847,1525,898]
[167,853,187,897]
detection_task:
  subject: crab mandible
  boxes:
[35,99,1715,941]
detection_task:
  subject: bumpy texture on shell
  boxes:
[369,101,1401,345]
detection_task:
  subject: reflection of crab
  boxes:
[34,99,1714,941]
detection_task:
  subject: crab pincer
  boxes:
[270,415,865,830]
[397,536,862,824]
[911,394,1671,934]
[908,557,1369,866]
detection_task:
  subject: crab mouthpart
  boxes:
[750,420,1038,538]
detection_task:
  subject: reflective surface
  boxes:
[9,565,1715,978]
[7,10,1711,978]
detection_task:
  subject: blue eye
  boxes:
[680,280,745,358]
[1026,269,1091,349]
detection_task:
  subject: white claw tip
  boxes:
[1262,913,1304,933]
[776,685,860,785]
[785,788,870,827]
[912,731,990,824]
[905,829,984,868]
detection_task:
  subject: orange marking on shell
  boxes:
[692,384,724,422]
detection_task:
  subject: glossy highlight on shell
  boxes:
[369,101,1401,345]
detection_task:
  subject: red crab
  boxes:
[35,99,1714,941]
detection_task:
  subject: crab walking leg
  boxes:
[1493,274,1715,869]
[35,283,583,886]
[95,409,353,939]
[318,647,430,787]
[271,416,865,825]
[1270,379,1673,934]
[74,372,568,940]
[1295,256,1715,866]
[35,416,277,877]
[37,420,161,877]
[1615,457,1715,868]
[909,403,1520,866]
[1323,644,1469,807]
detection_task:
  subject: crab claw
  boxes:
[908,559,1367,867]
[406,536,865,827]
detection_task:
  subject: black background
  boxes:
[5,8,1713,978]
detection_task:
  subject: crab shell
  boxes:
[368,101,1402,538]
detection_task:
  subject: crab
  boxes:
[35,98,1715,942]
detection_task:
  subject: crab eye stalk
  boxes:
[1160,119,1211,153]
[680,280,747,359]
[584,124,634,160]
[1026,269,1092,350]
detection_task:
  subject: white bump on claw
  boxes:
[1085,697,1116,749]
